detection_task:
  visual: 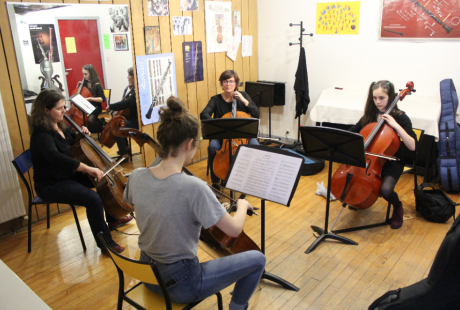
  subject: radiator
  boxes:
[0,92,26,224]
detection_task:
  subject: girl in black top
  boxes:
[30,89,132,253]
[349,80,417,229]
[77,64,106,133]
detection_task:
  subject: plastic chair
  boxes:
[98,232,223,310]
[102,89,111,111]
[12,149,86,253]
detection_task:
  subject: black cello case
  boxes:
[368,216,460,309]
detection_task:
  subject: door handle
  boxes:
[65,68,72,71]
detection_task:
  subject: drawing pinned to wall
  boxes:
[29,24,60,64]
[173,17,193,35]
[114,34,128,51]
[183,41,204,83]
[145,26,161,54]
[136,53,177,125]
[380,0,460,38]
[108,6,129,33]
[147,0,169,16]
[180,0,198,11]
[227,40,239,61]
[205,1,232,53]
[316,2,360,35]
[233,11,241,27]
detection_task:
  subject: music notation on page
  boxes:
[226,147,302,206]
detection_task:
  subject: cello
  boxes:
[213,111,251,181]
[330,82,415,209]
[66,77,92,128]
[99,87,134,148]
[109,116,262,255]
[64,114,134,219]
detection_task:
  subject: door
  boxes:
[58,19,105,96]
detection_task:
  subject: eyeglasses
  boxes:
[223,80,235,85]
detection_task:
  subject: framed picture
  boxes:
[145,26,161,54]
[113,34,129,51]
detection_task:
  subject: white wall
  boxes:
[257,0,460,139]
[10,3,133,102]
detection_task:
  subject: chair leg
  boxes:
[216,292,223,310]
[70,205,86,251]
[206,156,210,176]
[386,202,392,222]
[28,202,32,253]
[128,137,133,162]
[47,204,50,229]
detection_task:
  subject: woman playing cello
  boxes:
[124,96,266,310]
[348,80,417,229]
[30,89,132,254]
[77,64,106,133]
[200,70,260,190]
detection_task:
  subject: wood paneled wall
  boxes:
[0,0,258,235]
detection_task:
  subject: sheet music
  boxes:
[70,94,96,115]
[226,146,302,206]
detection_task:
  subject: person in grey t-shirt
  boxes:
[124,96,265,310]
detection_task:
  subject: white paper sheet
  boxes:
[70,94,96,115]
[225,146,302,206]
[226,40,239,61]
[234,27,241,43]
[241,35,252,57]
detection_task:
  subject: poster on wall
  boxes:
[226,41,239,61]
[173,17,193,35]
[205,1,232,53]
[148,0,170,16]
[233,11,241,27]
[316,2,360,35]
[182,41,204,83]
[114,34,129,51]
[136,53,177,125]
[29,24,60,64]
[181,0,198,11]
[108,6,129,33]
[145,26,161,54]
[380,0,460,38]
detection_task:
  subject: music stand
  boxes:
[245,81,279,142]
[224,144,303,291]
[299,126,366,254]
[201,117,259,187]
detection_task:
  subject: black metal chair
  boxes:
[12,149,86,253]
[98,232,223,310]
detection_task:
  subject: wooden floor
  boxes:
[1,157,459,309]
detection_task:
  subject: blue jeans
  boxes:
[35,173,116,248]
[140,250,266,310]
[208,138,259,183]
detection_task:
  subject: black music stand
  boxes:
[224,145,303,291]
[245,81,279,142]
[201,117,259,188]
[299,126,366,254]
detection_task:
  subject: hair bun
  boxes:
[159,96,184,122]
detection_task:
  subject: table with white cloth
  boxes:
[309,88,441,140]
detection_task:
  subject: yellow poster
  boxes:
[316,2,360,35]
[65,37,77,53]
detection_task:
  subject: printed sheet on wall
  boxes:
[316,2,361,35]
[136,53,177,125]
[205,1,232,53]
[380,0,460,38]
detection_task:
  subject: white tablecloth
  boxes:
[309,88,442,140]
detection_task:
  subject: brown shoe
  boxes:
[390,203,404,229]
[108,215,134,230]
[101,243,125,255]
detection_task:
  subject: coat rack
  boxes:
[289,21,313,146]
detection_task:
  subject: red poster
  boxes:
[381,0,460,38]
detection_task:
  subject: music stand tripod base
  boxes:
[305,225,358,254]
[262,271,299,291]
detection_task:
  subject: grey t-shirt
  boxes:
[124,168,227,264]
